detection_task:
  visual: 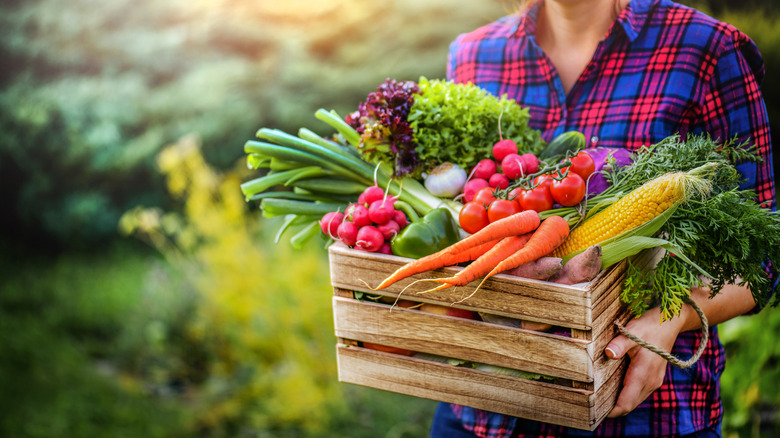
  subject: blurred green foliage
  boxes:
[117,136,438,436]
[1,137,439,437]
[0,242,195,437]
[1,0,778,436]
[720,310,780,437]
[0,0,508,248]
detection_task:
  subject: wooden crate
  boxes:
[328,242,636,431]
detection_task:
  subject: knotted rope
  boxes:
[614,296,708,369]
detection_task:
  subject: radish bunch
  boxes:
[462,139,539,202]
[319,185,408,254]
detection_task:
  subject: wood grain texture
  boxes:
[328,242,633,431]
[337,345,598,431]
[333,296,594,382]
[329,242,594,329]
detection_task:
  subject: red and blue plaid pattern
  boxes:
[447,0,774,209]
[443,330,724,437]
[442,0,775,436]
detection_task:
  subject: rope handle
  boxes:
[614,297,708,369]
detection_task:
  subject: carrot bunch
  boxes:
[370,210,570,299]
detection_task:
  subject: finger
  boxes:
[605,334,636,360]
[607,364,648,417]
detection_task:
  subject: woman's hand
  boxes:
[604,306,688,417]
[603,284,755,418]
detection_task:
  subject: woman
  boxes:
[432,0,775,436]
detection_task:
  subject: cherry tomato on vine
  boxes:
[568,151,596,181]
[459,201,490,234]
[487,199,520,223]
[533,174,554,191]
[519,186,554,213]
[473,186,497,208]
[550,172,586,207]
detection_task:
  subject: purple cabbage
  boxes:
[345,79,421,176]
[586,147,633,195]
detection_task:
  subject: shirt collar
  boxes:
[513,0,658,43]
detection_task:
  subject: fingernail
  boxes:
[605,347,617,359]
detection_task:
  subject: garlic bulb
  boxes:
[424,162,468,198]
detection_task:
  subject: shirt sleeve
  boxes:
[697,27,778,312]
[697,27,776,210]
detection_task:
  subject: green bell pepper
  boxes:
[391,204,460,259]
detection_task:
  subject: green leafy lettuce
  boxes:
[408,77,543,175]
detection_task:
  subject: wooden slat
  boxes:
[333,296,593,382]
[592,357,628,424]
[570,329,594,390]
[328,242,630,431]
[337,345,598,431]
[329,242,593,329]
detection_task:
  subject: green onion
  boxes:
[260,198,347,218]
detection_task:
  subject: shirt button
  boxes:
[591,136,599,146]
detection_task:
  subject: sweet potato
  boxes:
[503,256,563,280]
[549,244,602,285]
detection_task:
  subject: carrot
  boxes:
[420,233,533,294]
[443,210,540,256]
[369,240,500,290]
[471,215,570,295]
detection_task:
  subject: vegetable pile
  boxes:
[240,76,779,323]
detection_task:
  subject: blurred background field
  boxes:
[0,0,778,437]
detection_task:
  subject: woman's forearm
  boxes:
[678,282,758,332]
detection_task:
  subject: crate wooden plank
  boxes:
[329,243,594,329]
[592,358,629,423]
[337,345,598,431]
[333,296,594,382]
[328,242,633,430]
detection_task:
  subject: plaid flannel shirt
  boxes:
[444,0,775,436]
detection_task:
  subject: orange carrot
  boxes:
[421,233,533,294]
[370,240,500,290]
[443,210,540,256]
[474,215,570,293]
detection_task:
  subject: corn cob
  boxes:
[552,171,701,258]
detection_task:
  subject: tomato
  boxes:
[550,173,586,207]
[487,199,520,223]
[533,174,554,191]
[568,151,596,181]
[473,186,497,207]
[519,186,554,213]
[459,201,490,234]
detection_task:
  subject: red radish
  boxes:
[344,203,359,220]
[462,178,490,203]
[493,139,518,162]
[378,242,393,255]
[520,153,539,174]
[360,185,385,206]
[355,225,384,252]
[337,221,359,246]
[351,204,371,227]
[368,199,395,225]
[501,153,526,179]
[472,159,497,180]
[488,172,509,189]
[392,210,408,228]
[377,220,401,240]
[319,211,344,238]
